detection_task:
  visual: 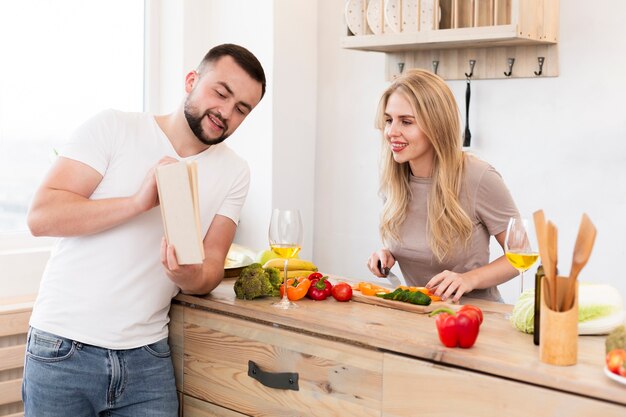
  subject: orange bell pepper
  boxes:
[279,276,311,301]
[412,287,442,302]
[358,282,390,296]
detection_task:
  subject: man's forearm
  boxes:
[28,188,144,237]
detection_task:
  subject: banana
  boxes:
[285,270,315,279]
[263,258,318,271]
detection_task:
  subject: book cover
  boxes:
[155,161,205,265]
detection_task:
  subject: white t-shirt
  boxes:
[30,109,250,349]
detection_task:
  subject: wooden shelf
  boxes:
[341,0,559,80]
[341,24,557,53]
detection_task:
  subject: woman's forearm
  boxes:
[465,255,519,290]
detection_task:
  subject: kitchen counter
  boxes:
[170,278,625,416]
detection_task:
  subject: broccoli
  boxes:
[266,266,282,292]
[606,325,626,353]
[234,263,281,300]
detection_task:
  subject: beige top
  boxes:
[387,154,519,302]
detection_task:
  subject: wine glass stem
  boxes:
[520,270,524,294]
[282,259,289,302]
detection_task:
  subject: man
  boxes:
[23,43,266,416]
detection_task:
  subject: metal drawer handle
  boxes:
[247,360,299,391]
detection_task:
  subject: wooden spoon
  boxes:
[562,214,597,311]
[547,221,558,311]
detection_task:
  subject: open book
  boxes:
[155,161,205,265]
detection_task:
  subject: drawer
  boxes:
[183,307,383,416]
[383,353,626,417]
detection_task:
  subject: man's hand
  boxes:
[160,214,237,294]
[160,237,203,290]
[132,156,179,213]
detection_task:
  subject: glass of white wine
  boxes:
[268,208,303,309]
[505,217,539,294]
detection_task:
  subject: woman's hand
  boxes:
[367,249,396,277]
[426,270,477,303]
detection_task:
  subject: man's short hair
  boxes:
[198,43,267,99]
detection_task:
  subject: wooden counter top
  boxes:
[174,278,625,408]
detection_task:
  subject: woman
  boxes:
[367,69,519,303]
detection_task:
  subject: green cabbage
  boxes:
[510,289,536,334]
[510,283,625,335]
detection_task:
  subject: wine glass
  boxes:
[505,217,539,294]
[268,209,303,309]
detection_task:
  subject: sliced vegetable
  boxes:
[377,288,431,306]
[279,276,311,301]
[395,286,442,301]
[413,287,442,302]
[358,282,390,296]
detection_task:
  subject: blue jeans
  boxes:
[22,327,178,417]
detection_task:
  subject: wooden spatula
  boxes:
[562,214,597,311]
[547,221,558,311]
[533,211,550,275]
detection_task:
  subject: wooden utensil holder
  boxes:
[539,276,578,366]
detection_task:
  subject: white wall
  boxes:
[5,1,626,306]
[314,0,626,304]
[178,0,318,258]
[145,0,319,258]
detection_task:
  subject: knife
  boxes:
[377,260,402,288]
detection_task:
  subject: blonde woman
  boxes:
[367,69,519,303]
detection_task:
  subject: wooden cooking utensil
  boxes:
[547,221,558,311]
[562,214,597,311]
[533,211,550,272]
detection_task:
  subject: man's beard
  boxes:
[184,104,230,146]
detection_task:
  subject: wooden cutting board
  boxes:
[350,291,455,314]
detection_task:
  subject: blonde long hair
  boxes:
[376,69,472,261]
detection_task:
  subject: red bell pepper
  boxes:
[458,305,483,324]
[307,274,332,301]
[429,306,482,349]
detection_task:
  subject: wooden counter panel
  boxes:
[183,307,383,417]
[183,395,247,417]
[383,353,625,417]
[170,303,184,392]
[175,282,625,406]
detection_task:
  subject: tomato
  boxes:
[331,282,353,302]
[458,305,483,325]
[606,349,626,375]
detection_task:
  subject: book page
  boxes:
[155,161,204,265]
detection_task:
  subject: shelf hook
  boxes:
[464,59,476,79]
[398,62,405,74]
[432,60,439,75]
[504,58,515,77]
[534,56,545,76]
